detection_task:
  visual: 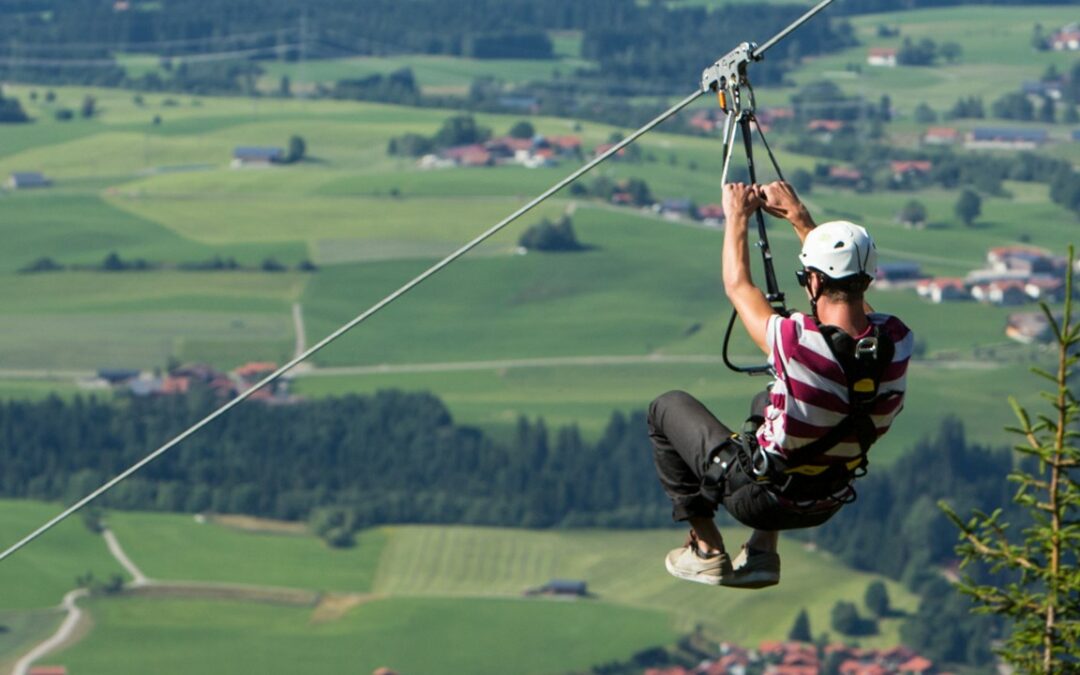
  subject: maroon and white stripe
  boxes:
[757,312,913,464]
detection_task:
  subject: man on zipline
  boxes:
[648,180,912,588]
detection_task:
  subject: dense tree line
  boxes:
[0,389,668,529]
[0,0,852,98]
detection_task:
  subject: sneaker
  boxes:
[722,545,780,589]
[664,533,733,586]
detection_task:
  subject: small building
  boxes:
[548,136,582,153]
[690,111,718,133]
[827,165,863,187]
[807,119,846,134]
[973,279,1030,305]
[6,171,52,190]
[525,579,588,597]
[654,198,696,220]
[897,656,935,674]
[1025,276,1066,302]
[1050,24,1080,51]
[592,142,626,159]
[1022,80,1064,100]
[97,368,142,385]
[234,361,278,380]
[916,278,970,303]
[890,160,932,180]
[922,127,959,146]
[987,245,1060,275]
[965,127,1048,150]
[697,203,725,226]
[1006,311,1054,344]
[231,146,283,168]
[867,47,897,67]
[875,261,923,285]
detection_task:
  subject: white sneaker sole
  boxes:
[664,555,725,586]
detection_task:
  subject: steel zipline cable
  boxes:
[0,0,833,563]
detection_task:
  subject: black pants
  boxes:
[647,390,841,531]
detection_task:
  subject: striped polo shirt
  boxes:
[756,311,913,465]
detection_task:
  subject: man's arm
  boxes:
[758,181,875,314]
[722,183,775,354]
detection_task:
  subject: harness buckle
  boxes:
[854,336,878,360]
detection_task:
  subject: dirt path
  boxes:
[102,529,149,587]
[292,302,307,360]
[11,526,322,674]
[296,353,731,378]
[11,589,88,675]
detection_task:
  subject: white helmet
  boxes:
[799,220,877,280]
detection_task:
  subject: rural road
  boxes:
[292,353,731,377]
[11,589,88,675]
[102,529,149,587]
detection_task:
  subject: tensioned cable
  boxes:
[0,88,703,563]
[0,0,835,562]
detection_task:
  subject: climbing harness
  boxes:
[725,323,899,510]
[0,0,836,563]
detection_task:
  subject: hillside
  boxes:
[1,503,918,674]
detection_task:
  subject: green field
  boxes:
[0,501,125,610]
[1,504,919,673]
[107,512,387,592]
[57,595,674,675]
[779,6,1080,119]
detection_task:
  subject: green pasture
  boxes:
[58,594,673,675]
[106,190,566,261]
[259,53,590,95]
[781,6,1080,118]
[0,378,86,401]
[0,271,301,369]
[0,608,64,673]
[0,500,125,610]
[0,192,303,273]
[374,526,916,646]
[107,512,386,592]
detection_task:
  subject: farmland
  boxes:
[1,505,914,674]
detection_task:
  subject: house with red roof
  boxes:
[867,47,897,66]
[697,203,725,226]
[890,160,932,180]
[828,165,863,186]
[898,655,935,674]
[916,278,970,303]
[922,127,959,146]
[808,119,847,133]
[1050,23,1080,51]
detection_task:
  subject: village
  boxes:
[646,639,940,675]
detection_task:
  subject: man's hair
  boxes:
[817,272,871,303]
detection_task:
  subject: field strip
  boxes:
[296,354,731,377]
[0,369,96,380]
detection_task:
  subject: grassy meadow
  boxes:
[0,502,920,673]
